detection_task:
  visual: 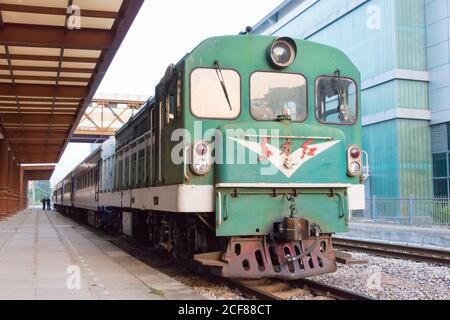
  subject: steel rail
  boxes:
[292,278,374,300]
[223,278,374,301]
[333,238,450,267]
[224,279,283,300]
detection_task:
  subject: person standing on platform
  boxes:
[46,197,51,211]
[42,197,46,211]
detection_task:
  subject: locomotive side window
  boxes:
[250,72,307,122]
[165,75,177,126]
[131,153,137,188]
[138,150,145,187]
[124,157,130,189]
[190,68,241,119]
[316,76,357,125]
[117,159,123,190]
[165,93,175,125]
[145,146,151,186]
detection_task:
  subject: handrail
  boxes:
[244,134,334,141]
[362,150,370,181]
[116,130,152,155]
[183,145,190,182]
[217,191,222,226]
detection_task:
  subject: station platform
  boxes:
[340,221,450,249]
[0,208,203,300]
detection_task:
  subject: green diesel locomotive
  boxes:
[54,35,367,280]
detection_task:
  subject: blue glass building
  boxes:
[252,0,450,199]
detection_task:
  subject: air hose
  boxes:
[284,225,321,263]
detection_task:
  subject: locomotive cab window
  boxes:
[250,72,307,122]
[316,76,357,125]
[190,68,241,119]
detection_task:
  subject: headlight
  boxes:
[191,141,211,176]
[268,38,297,68]
[349,162,361,176]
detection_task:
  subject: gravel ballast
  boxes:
[311,252,450,300]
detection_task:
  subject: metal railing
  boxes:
[352,197,450,226]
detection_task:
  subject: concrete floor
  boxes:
[0,208,203,300]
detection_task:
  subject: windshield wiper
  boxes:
[214,60,233,111]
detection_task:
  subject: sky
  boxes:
[50,0,285,186]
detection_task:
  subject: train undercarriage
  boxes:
[55,205,337,280]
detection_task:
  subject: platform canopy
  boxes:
[0,0,144,164]
[22,165,55,181]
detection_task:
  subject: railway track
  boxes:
[110,234,375,300]
[223,278,375,300]
[333,237,450,267]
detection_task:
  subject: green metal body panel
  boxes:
[215,122,349,184]
[215,188,349,236]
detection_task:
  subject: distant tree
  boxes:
[28,181,52,206]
